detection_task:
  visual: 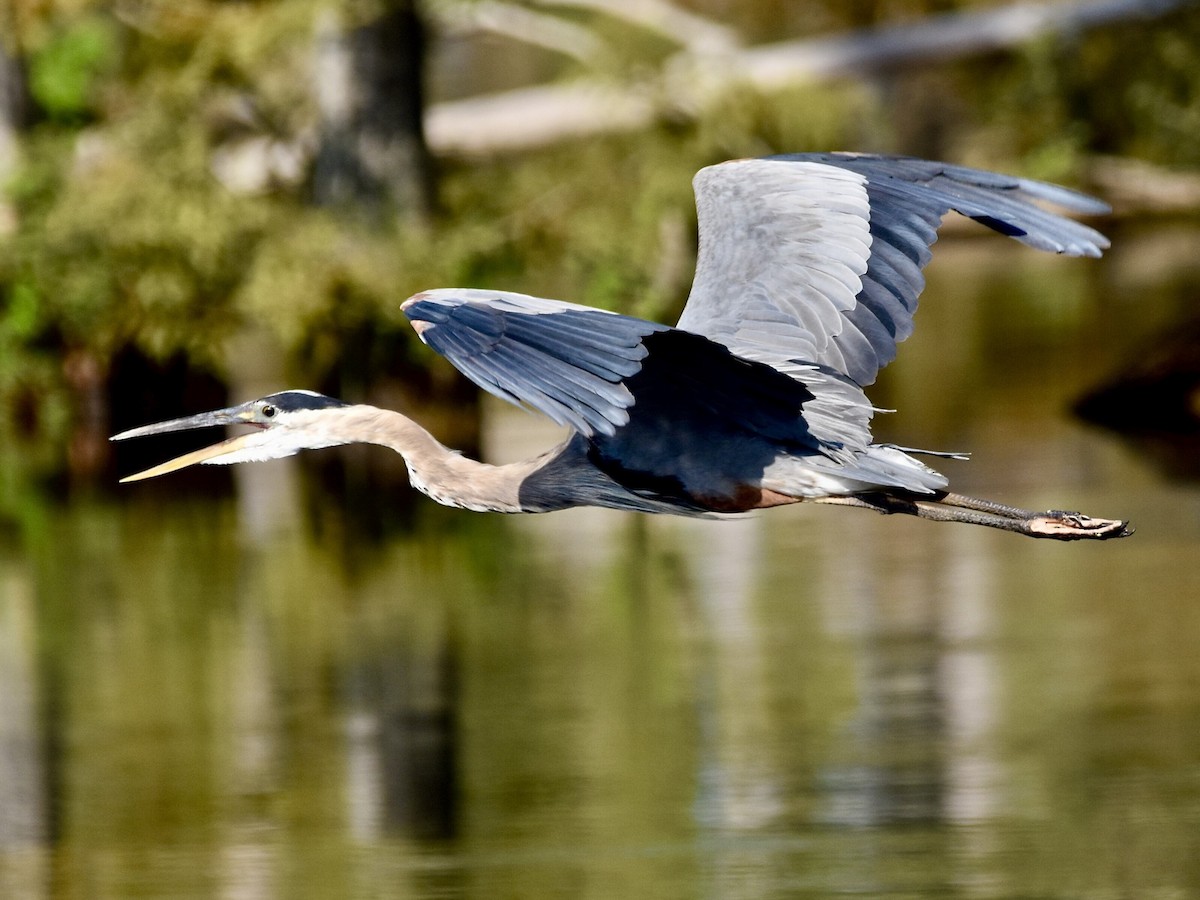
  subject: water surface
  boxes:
[2,227,1200,899]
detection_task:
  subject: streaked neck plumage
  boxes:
[317,405,551,513]
[309,405,695,516]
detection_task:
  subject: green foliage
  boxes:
[956,8,1200,175]
[28,16,118,120]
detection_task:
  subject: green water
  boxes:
[3,230,1200,898]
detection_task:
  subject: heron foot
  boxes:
[1028,510,1133,541]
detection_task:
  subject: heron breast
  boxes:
[693,484,802,513]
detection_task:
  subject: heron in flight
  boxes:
[112,153,1131,540]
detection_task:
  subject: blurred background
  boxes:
[2,0,1200,897]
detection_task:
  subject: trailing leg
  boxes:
[814,491,1132,541]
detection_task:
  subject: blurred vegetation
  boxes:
[0,0,1198,490]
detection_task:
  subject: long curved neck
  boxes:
[324,405,549,513]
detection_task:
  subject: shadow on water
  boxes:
[1076,314,1200,481]
[3,222,1200,897]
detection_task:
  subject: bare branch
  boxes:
[426,0,1191,157]
[530,0,738,53]
[426,79,656,156]
[429,0,606,62]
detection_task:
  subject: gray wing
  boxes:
[676,153,1110,387]
[402,289,668,437]
[404,287,875,459]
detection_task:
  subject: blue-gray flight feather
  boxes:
[403,289,668,437]
[677,153,1109,387]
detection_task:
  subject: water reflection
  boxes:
[4,229,1200,897]
[6,459,1200,898]
[341,555,459,841]
[0,559,46,876]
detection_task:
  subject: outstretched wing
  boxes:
[402,289,669,437]
[676,153,1110,387]
[403,288,873,456]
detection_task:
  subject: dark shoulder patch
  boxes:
[585,330,822,507]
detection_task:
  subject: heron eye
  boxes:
[262,404,277,418]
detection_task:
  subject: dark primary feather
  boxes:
[777,153,1110,383]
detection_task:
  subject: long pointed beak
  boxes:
[110,408,241,441]
[111,405,261,483]
[116,432,263,483]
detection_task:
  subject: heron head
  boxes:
[110,390,350,482]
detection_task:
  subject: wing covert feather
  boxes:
[678,159,873,376]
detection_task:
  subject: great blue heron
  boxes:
[112,153,1131,540]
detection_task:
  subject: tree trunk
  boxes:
[0,28,28,234]
[313,0,435,224]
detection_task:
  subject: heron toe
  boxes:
[1028,511,1133,540]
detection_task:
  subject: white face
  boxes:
[112,393,352,482]
[200,410,352,465]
